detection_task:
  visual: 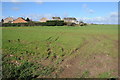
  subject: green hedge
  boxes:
[46,20,64,26]
[2,20,64,27]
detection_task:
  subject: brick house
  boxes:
[13,17,27,23]
[3,17,14,23]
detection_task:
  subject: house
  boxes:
[3,17,14,23]
[52,17,61,20]
[40,17,48,22]
[63,17,78,24]
[13,17,27,23]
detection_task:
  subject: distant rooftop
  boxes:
[64,17,77,20]
[52,17,61,20]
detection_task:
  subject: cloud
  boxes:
[34,0,43,4]
[11,0,20,2]
[88,9,94,13]
[82,4,95,14]
[36,2,43,4]
[78,12,118,24]
[110,12,118,17]
[12,2,22,4]
[12,7,20,11]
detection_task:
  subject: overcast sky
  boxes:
[2,2,118,24]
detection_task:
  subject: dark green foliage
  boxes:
[26,18,31,22]
[79,23,87,26]
[46,20,64,26]
[2,20,64,27]
[46,20,56,26]
[79,21,84,24]
[79,21,87,26]
[2,60,55,79]
[2,61,38,79]
[79,20,87,26]
[1,19,4,23]
[56,20,64,26]
[2,23,28,27]
[84,23,87,26]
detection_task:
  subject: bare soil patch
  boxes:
[59,35,118,78]
[59,53,118,78]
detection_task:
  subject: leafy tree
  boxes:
[79,21,84,23]
[1,19,4,23]
[26,18,30,21]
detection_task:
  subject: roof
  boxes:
[64,17,77,20]
[40,17,48,20]
[4,17,14,20]
[17,17,26,21]
[13,17,27,23]
[52,17,61,19]
[40,17,48,22]
[3,17,14,23]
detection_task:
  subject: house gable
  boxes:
[40,17,48,22]
[13,17,27,23]
[3,17,14,23]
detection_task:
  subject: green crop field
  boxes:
[2,25,118,79]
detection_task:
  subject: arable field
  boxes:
[2,25,118,79]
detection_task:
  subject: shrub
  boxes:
[56,20,64,26]
[2,20,64,27]
[64,22,76,26]
[46,20,56,26]
[79,23,84,26]
[84,23,87,26]
[46,20,64,26]
[79,23,87,26]
[2,23,28,27]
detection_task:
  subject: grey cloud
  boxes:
[78,12,118,24]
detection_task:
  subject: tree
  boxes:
[79,21,87,26]
[79,21,84,24]
[1,19,4,23]
[26,18,30,21]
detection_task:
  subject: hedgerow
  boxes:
[2,20,64,27]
